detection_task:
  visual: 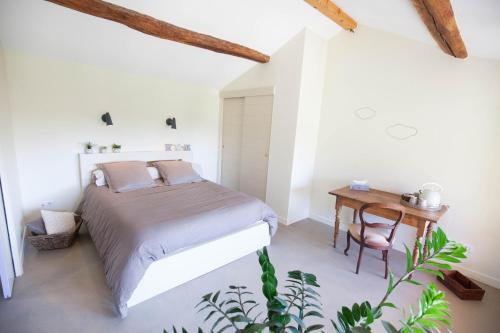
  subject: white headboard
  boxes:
[78,150,200,190]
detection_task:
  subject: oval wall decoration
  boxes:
[353,107,376,120]
[385,124,418,140]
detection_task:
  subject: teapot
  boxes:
[419,183,443,208]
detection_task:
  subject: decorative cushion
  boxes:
[92,166,160,187]
[26,217,47,235]
[153,160,202,185]
[147,166,161,180]
[41,210,76,235]
[99,161,155,192]
[348,224,391,247]
[92,169,107,186]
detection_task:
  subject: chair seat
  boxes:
[348,224,391,247]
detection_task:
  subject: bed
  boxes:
[77,151,277,318]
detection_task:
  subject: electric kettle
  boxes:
[420,183,443,208]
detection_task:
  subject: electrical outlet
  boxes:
[41,201,53,209]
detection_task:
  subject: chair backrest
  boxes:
[359,202,406,245]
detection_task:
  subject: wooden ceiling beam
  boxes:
[412,0,467,58]
[45,0,270,63]
[304,0,357,31]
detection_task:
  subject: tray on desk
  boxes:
[400,199,443,212]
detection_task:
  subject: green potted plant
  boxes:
[165,228,467,333]
[84,141,95,154]
[112,143,122,153]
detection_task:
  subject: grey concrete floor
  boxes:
[1,219,498,333]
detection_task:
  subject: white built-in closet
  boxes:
[221,93,273,202]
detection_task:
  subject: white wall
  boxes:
[0,43,24,275]
[223,30,328,224]
[310,26,500,288]
[288,31,327,223]
[223,31,307,222]
[3,50,220,220]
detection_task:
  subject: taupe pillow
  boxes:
[154,160,202,185]
[99,161,155,192]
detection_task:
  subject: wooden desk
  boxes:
[329,186,449,266]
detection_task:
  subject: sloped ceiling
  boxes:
[333,0,500,61]
[0,0,340,88]
[0,0,499,89]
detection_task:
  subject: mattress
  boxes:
[77,180,278,317]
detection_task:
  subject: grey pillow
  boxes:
[154,160,202,185]
[27,217,47,235]
[99,161,155,192]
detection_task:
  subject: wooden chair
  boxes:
[344,202,406,279]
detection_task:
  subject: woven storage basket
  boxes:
[28,217,82,251]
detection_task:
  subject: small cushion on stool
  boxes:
[348,224,391,247]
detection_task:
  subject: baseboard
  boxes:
[279,215,307,226]
[278,215,289,225]
[455,265,500,290]
[309,213,500,290]
[309,213,349,234]
[309,213,328,224]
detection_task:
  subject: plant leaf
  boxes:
[341,306,355,326]
[305,324,325,333]
[405,245,413,273]
[382,321,399,333]
[352,303,361,322]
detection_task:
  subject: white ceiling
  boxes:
[333,0,500,61]
[0,0,499,88]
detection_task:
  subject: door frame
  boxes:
[0,167,23,278]
[217,87,275,184]
[0,176,15,298]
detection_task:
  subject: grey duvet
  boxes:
[78,180,277,318]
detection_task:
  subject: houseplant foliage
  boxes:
[164,228,466,333]
[112,143,122,153]
[85,141,95,153]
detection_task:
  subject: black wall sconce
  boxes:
[166,117,177,129]
[101,112,113,126]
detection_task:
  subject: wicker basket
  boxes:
[27,217,83,251]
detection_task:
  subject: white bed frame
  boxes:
[78,151,271,311]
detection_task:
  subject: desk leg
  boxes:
[353,209,358,224]
[423,223,434,259]
[333,201,342,248]
[411,221,429,275]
